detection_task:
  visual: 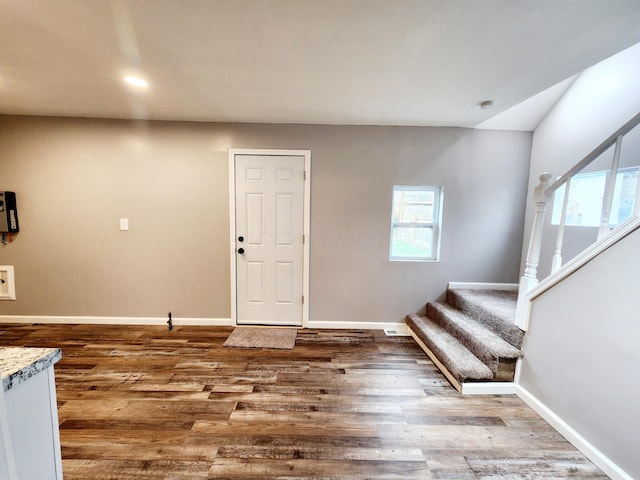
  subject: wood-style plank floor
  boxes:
[0,324,607,479]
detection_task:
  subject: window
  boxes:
[389,185,443,261]
[551,167,639,227]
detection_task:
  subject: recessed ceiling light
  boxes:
[124,75,148,88]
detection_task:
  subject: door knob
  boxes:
[237,248,245,254]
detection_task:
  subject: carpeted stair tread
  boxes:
[447,289,524,348]
[406,314,493,384]
[426,302,522,373]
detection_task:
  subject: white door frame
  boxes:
[229,148,311,327]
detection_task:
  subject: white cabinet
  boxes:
[0,348,63,480]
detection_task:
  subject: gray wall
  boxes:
[518,43,640,477]
[0,115,531,323]
[519,227,640,478]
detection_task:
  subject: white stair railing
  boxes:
[551,176,571,273]
[516,111,640,327]
[635,163,640,216]
[514,173,552,324]
[597,135,623,240]
[521,173,553,288]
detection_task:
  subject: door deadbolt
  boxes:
[238,236,244,242]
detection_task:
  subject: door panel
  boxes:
[246,194,264,246]
[247,262,264,303]
[276,262,294,304]
[235,154,304,326]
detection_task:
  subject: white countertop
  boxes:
[0,347,62,392]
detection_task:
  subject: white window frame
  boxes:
[389,185,443,262]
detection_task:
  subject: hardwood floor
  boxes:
[0,324,606,479]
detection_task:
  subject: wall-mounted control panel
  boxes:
[0,191,19,233]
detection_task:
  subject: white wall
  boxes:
[518,226,640,479]
[522,42,640,277]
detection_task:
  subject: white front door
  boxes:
[233,153,306,326]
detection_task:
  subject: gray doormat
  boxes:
[223,327,298,350]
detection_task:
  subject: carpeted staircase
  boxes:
[406,287,524,392]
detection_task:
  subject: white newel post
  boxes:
[516,173,553,329]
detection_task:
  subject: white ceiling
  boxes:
[1,0,639,128]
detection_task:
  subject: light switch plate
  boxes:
[0,265,16,300]
[120,218,129,231]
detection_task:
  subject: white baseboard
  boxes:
[461,382,516,395]
[306,320,408,332]
[0,316,408,331]
[515,385,632,480]
[0,315,233,327]
[448,282,518,291]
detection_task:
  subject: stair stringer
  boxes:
[408,327,463,393]
[409,326,518,395]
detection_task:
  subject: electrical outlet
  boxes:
[0,265,16,300]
